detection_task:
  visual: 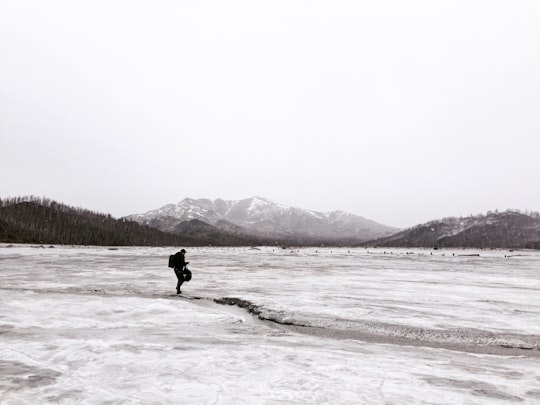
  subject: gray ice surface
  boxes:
[1,245,539,404]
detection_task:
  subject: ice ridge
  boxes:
[212,296,540,357]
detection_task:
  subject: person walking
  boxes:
[173,249,189,294]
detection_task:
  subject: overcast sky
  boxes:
[1,1,539,228]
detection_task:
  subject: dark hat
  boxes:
[180,249,186,253]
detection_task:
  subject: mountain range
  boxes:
[125,196,397,244]
[1,196,539,249]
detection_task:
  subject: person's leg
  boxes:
[177,268,185,292]
[174,268,182,293]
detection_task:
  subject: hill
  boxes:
[173,219,254,246]
[368,211,540,249]
[0,197,248,246]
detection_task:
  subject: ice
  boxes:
[1,245,539,404]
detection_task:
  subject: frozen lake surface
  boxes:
[1,244,539,404]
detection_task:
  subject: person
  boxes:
[174,249,189,294]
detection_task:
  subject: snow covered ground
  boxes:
[1,244,539,404]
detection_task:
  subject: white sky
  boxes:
[1,1,539,228]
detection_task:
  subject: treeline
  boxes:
[0,197,218,246]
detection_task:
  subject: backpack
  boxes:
[168,255,176,268]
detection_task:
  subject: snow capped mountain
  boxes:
[126,197,396,241]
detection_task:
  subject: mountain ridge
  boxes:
[367,210,540,249]
[125,196,397,242]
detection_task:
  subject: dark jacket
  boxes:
[174,252,187,269]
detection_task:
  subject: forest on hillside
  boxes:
[0,196,240,246]
[369,210,540,249]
